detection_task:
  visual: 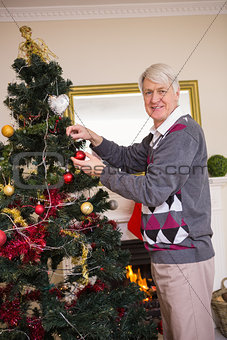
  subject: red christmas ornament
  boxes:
[74,150,86,160]
[35,203,45,216]
[0,230,7,246]
[116,307,126,322]
[63,172,74,184]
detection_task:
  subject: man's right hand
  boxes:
[66,124,103,147]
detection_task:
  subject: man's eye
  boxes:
[159,90,167,94]
[144,91,152,95]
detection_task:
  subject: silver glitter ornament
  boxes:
[48,94,69,115]
[109,199,118,210]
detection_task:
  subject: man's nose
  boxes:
[151,91,161,103]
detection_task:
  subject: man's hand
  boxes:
[66,124,103,147]
[71,152,106,177]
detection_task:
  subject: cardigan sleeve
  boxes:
[91,133,152,174]
[99,129,200,207]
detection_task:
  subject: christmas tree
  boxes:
[0,26,158,340]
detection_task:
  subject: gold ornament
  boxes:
[1,125,14,138]
[1,208,28,228]
[58,282,71,293]
[39,194,46,201]
[37,190,45,201]
[18,26,57,64]
[3,184,15,196]
[80,202,93,215]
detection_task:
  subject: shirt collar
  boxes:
[150,106,186,136]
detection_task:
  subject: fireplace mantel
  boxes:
[209,177,227,290]
[104,177,227,291]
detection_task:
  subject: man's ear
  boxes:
[175,87,180,101]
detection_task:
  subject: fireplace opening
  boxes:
[121,239,151,266]
[121,239,162,327]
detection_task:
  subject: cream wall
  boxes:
[0,15,227,154]
[0,14,227,254]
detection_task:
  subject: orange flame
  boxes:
[126,265,156,301]
[126,265,148,290]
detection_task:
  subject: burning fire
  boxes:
[126,265,156,301]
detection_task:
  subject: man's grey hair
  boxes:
[138,63,180,94]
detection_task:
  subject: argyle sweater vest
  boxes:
[141,122,195,252]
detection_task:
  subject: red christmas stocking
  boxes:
[127,202,143,240]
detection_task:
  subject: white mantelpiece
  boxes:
[209,177,227,290]
[105,177,227,291]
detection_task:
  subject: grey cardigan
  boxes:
[92,114,214,264]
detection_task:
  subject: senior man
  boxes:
[66,63,215,340]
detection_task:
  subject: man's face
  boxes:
[142,78,180,128]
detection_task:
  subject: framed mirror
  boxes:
[65,80,201,150]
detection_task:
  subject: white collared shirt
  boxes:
[150,106,186,147]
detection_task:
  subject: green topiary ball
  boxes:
[207,155,227,177]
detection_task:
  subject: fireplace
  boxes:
[121,239,152,280]
[121,239,161,322]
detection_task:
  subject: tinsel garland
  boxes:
[0,285,44,337]
[49,287,64,300]
[76,279,106,298]
[0,225,47,263]
[61,230,89,286]
[2,207,28,227]
[72,213,117,234]
[0,298,21,327]
[43,189,66,218]
[26,316,45,340]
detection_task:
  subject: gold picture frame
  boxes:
[65,80,201,130]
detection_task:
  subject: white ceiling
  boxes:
[0,0,218,8]
[0,0,226,21]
